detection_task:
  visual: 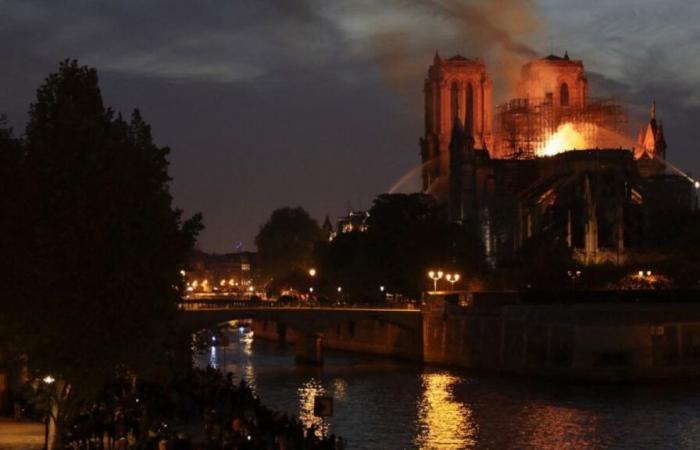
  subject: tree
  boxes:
[317,193,484,301]
[0,60,202,448]
[255,207,321,282]
[0,117,24,414]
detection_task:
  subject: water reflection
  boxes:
[415,372,476,449]
[298,378,329,437]
[209,346,217,369]
[197,324,700,450]
[333,378,347,401]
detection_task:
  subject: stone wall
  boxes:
[423,295,700,382]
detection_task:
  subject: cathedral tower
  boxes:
[518,53,587,109]
[420,53,493,193]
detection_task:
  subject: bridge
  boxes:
[178,300,424,364]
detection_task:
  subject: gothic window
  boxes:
[451,82,459,121]
[465,83,474,133]
[560,82,570,106]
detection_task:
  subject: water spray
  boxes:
[653,154,699,188]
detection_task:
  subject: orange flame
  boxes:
[537,122,589,157]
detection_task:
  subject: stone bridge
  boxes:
[178,301,423,364]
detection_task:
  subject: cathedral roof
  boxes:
[542,53,569,61]
[448,54,473,62]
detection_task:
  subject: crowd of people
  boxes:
[59,366,344,450]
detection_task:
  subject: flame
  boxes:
[538,122,589,157]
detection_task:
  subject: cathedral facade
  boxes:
[420,53,693,266]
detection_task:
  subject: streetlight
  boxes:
[379,286,385,293]
[445,273,460,290]
[427,270,444,291]
[308,268,317,277]
[337,286,342,293]
[567,270,582,289]
[43,375,55,450]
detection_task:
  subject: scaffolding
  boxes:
[495,97,628,159]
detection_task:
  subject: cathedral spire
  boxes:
[651,100,656,120]
[433,50,442,65]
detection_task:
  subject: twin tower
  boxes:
[419,52,588,193]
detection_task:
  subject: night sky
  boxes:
[3,0,700,252]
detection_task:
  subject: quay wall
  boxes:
[423,294,700,382]
[246,293,700,381]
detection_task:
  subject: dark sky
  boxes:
[2,0,700,252]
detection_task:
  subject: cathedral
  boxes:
[420,52,694,266]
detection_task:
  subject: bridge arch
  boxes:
[178,304,424,365]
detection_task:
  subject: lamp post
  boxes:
[567,270,581,290]
[427,270,444,292]
[42,375,55,450]
[445,273,460,291]
[308,269,317,301]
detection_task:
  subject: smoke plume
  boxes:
[367,0,542,101]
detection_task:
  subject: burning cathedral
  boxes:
[420,52,695,266]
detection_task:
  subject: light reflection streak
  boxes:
[209,346,217,369]
[415,373,476,449]
[298,379,330,438]
[333,378,347,401]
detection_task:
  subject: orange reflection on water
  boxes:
[521,403,600,449]
[415,373,476,449]
[298,379,330,438]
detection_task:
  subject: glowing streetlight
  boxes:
[42,375,54,450]
[379,286,385,293]
[337,286,342,293]
[308,268,317,277]
[695,180,700,189]
[427,270,444,291]
[445,273,461,290]
[309,287,314,293]
[567,269,582,289]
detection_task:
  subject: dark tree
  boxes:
[317,193,484,301]
[255,207,321,282]
[365,193,455,298]
[1,60,202,447]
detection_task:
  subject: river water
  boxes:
[197,323,700,449]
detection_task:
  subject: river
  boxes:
[196,322,700,449]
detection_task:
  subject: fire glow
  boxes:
[537,123,589,157]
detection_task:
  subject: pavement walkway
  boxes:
[0,418,43,450]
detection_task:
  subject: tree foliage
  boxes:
[255,207,321,281]
[0,60,202,443]
[316,193,485,300]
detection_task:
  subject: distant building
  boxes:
[329,211,370,241]
[186,251,258,293]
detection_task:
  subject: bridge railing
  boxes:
[177,299,420,311]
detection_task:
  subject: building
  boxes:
[421,53,695,266]
[187,251,258,293]
[420,53,493,195]
[329,210,370,241]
